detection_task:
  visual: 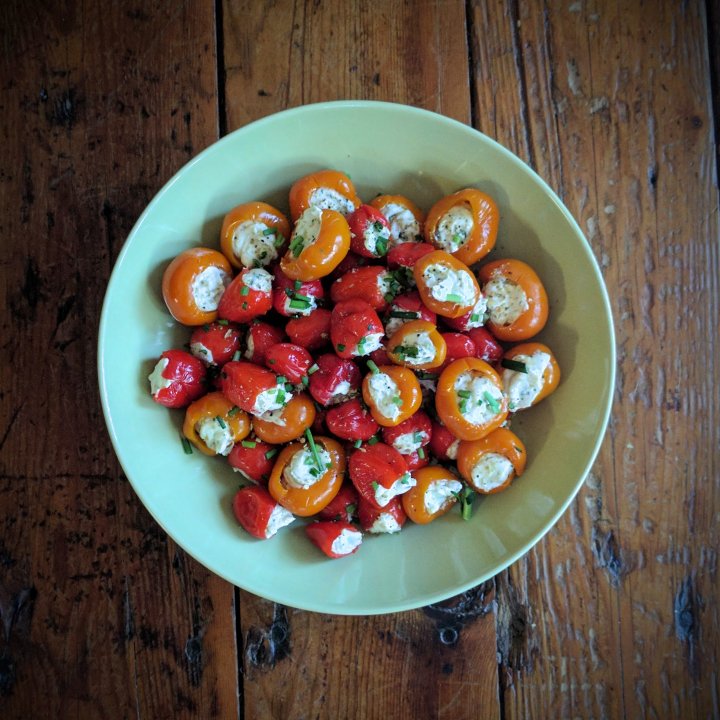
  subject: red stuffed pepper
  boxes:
[348,442,414,509]
[244,321,285,364]
[272,267,325,317]
[307,353,362,406]
[286,309,332,351]
[381,410,432,458]
[217,267,274,324]
[232,485,295,539]
[357,496,406,534]
[148,349,206,408]
[264,343,314,385]
[227,439,277,485]
[325,398,379,442]
[347,204,392,258]
[189,321,242,366]
[305,520,363,558]
[330,299,385,359]
[219,361,292,417]
[330,266,402,311]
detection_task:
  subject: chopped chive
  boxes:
[368,435,379,445]
[413,431,422,442]
[285,383,294,392]
[373,221,384,232]
[470,313,480,323]
[459,398,469,413]
[452,233,464,245]
[240,286,250,296]
[389,310,419,319]
[353,439,362,448]
[383,292,395,303]
[446,293,464,303]
[483,391,501,414]
[289,298,310,310]
[274,235,285,247]
[301,375,309,387]
[336,343,346,352]
[460,486,476,521]
[262,226,276,236]
[242,301,249,310]
[325,462,332,470]
[457,390,472,399]
[371,481,379,491]
[513,445,523,454]
[276,389,286,405]
[215,415,227,429]
[228,406,240,416]
[399,474,410,485]
[309,467,319,477]
[181,437,193,454]
[293,292,312,302]
[307,363,319,375]
[346,503,357,515]
[357,336,366,354]
[304,428,324,473]
[375,236,388,256]
[267,359,276,365]
[265,448,278,459]
[501,358,529,373]
[294,280,302,290]
[391,396,403,405]
[394,344,419,358]
[217,319,229,326]
[276,376,286,385]
[417,447,425,459]
[232,350,241,361]
[290,236,305,257]
[241,440,256,448]
[366,359,380,375]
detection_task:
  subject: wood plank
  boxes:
[0,2,238,717]
[221,2,500,718]
[471,0,720,717]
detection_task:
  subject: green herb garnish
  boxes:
[262,227,276,236]
[388,310,419,319]
[215,415,226,429]
[457,390,472,399]
[307,363,319,375]
[446,293,464,303]
[181,437,193,455]
[353,439,362,448]
[304,428,324,473]
[483,391,501,414]
[240,286,250,296]
[228,406,240,416]
[241,440,256,448]
[417,447,425,459]
[232,351,241,361]
[366,359,380,375]
[217,319,229,326]
[501,358,528,373]
[265,448,278,459]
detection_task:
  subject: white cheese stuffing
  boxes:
[284,291,317,316]
[463,294,489,328]
[243,267,273,293]
[191,265,231,312]
[309,187,356,216]
[352,332,384,357]
[391,430,428,455]
[502,351,551,410]
[330,527,363,555]
[231,220,281,267]
[264,504,295,538]
[195,417,235,456]
[190,341,214,364]
[255,406,287,426]
[393,331,437,366]
[382,202,422,246]
[376,271,395,299]
[252,386,290,416]
[424,479,463,515]
[283,446,332,489]
[446,439,460,460]
[368,513,402,534]
[327,379,352,405]
[471,452,514,492]
[148,357,172,396]
[484,275,529,326]
[422,263,477,306]
[361,220,391,255]
[454,371,505,425]
[290,206,323,256]
[367,372,403,421]
[243,333,255,360]
[433,204,474,252]
[374,471,416,507]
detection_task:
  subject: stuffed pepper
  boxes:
[361,362,422,427]
[349,442,415,508]
[289,169,361,221]
[232,485,295,539]
[401,466,463,524]
[217,267,274,324]
[456,427,526,494]
[182,391,251,456]
[330,299,385,359]
[148,349,206,408]
[386,320,447,370]
[413,250,480,319]
[369,194,425,246]
[500,342,560,411]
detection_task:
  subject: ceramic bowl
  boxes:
[98,101,615,614]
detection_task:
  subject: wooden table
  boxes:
[2,1,718,718]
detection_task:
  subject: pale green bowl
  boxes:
[98,101,615,615]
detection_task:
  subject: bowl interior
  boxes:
[99,101,614,614]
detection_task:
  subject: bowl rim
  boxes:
[98,99,616,614]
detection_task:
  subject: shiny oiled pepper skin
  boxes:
[361,365,422,427]
[501,342,560,407]
[401,466,461,524]
[289,169,361,222]
[252,393,316,444]
[386,319,447,370]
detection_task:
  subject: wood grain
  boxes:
[221,1,502,718]
[0,2,237,718]
[471,0,720,717]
